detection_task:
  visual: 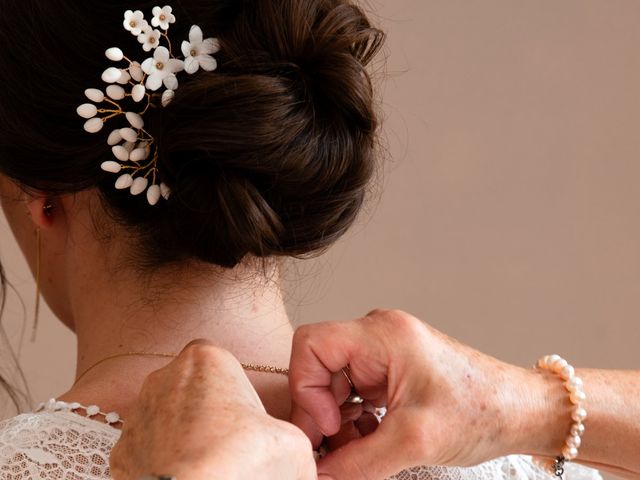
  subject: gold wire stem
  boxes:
[103,98,121,109]
[162,31,174,57]
[140,100,154,115]
[143,167,158,180]
[129,150,158,171]
[97,108,122,114]
[140,129,155,142]
[100,112,125,123]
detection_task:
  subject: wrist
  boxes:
[503,365,572,458]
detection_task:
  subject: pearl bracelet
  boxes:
[533,354,587,475]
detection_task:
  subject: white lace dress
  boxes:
[0,400,603,480]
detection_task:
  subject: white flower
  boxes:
[151,6,176,30]
[181,25,219,74]
[138,25,162,52]
[123,10,148,36]
[141,46,184,91]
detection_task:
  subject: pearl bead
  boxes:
[547,354,562,365]
[562,446,579,461]
[536,354,586,463]
[560,365,575,380]
[570,390,587,405]
[572,407,587,422]
[566,376,583,392]
[571,423,585,436]
[552,358,569,373]
[566,434,582,449]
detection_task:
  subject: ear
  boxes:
[25,195,57,230]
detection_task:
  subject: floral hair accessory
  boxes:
[77,5,220,205]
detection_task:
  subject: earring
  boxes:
[31,227,42,342]
[43,202,54,217]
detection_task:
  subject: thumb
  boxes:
[317,424,411,480]
[290,403,325,449]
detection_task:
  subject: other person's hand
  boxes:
[289,309,564,479]
[110,340,317,480]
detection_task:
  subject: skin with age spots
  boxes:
[289,309,640,480]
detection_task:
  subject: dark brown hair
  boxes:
[0,0,384,268]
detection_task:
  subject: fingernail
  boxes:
[318,475,334,480]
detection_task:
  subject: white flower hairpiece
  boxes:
[77,5,219,205]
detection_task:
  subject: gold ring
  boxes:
[341,367,355,389]
[341,366,364,404]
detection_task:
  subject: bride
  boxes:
[0,0,603,479]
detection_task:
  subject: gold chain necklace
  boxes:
[74,352,289,385]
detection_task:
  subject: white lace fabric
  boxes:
[0,410,119,479]
[0,402,603,480]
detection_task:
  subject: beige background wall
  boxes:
[0,0,638,474]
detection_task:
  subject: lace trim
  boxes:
[35,398,123,426]
[24,400,601,480]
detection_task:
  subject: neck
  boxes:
[60,256,294,420]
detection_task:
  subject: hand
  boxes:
[110,340,317,480]
[289,309,557,479]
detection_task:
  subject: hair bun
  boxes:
[226,0,384,131]
[125,0,385,268]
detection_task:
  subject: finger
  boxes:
[327,421,361,452]
[179,338,215,354]
[317,422,412,480]
[299,451,320,480]
[289,403,325,449]
[340,403,363,426]
[355,412,379,437]
[289,322,362,435]
[178,342,264,411]
[330,370,353,405]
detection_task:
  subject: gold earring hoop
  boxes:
[32,202,53,342]
[31,227,42,343]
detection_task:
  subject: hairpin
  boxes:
[77,5,220,205]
